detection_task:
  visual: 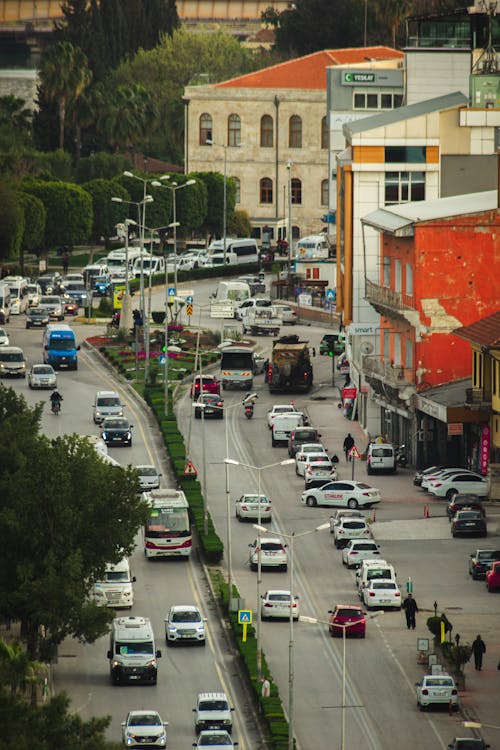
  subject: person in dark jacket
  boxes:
[402,592,418,629]
[343,433,355,461]
[472,634,486,670]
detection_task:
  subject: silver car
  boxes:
[235,493,272,522]
[136,464,161,490]
[28,364,57,390]
[164,604,206,646]
[121,710,168,748]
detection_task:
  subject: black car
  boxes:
[448,740,490,750]
[451,510,487,538]
[101,417,133,446]
[469,549,500,579]
[26,305,50,328]
[288,426,322,457]
[446,493,485,520]
[194,393,224,419]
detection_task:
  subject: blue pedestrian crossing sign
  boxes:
[325,288,336,301]
[238,609,252,625]
[186,295,193,304]
[159,356,166,365]
[168,287,176,298]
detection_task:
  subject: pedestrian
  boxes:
[343,433,355,461]
[261,676,271,698]
[472,634,486,670]
[62,251,69,275]
[402,592,418,630]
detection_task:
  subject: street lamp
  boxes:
[114,217,137,333]
[257,523,330,750]
[286,160,293,288]
[299,610,383,750]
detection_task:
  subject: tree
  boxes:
[21,180,93,250]
[97,83,158,153]
[192,172,236,237]
[373,0,415,47]
[0,181,25,268]
[17,192,46,266]
[38,42,92,151]
[81,178,129,244]
[0,95,32,150]
[0,385,149,662]
[228,209,252,237]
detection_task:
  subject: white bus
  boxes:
[208,238,259,265]
[143,489,192,558]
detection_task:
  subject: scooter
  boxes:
[396,444,407,467]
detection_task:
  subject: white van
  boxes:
[211,280,251,318]
[107,247,143,271]
[3,276,29,314]
[0,283,11,323]
[132,254,165,278]
[92,558,136,608]
[271,412,305,447]
[83,263,108,286]
[295,235,329,260]
[366,443,397,474]
[107,616,161,684]
[209,237,259,265]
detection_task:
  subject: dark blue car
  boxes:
[92,275,111,296]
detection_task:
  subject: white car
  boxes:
[333,518,371,548]
[235,297,272,321]
[136,464,162,490]
[93,390,124,424]
[249,537,288,571]
[267,403,298,428]
[261,590,299,620]
[296,451,331,477]
[0,327,9,346]
[193,731,237,750]
[301,480,381,509]
[39,295,64,320]
[342,539,381,568]
[276,305,297,325]
[416,674,459,711]
[26,283,41,307]
[164,604,206,646]
[28,364,57,390]
[427,471,488,500]
[235,494,272,522]
[304,459,337,488]
[121,710,168,748]
[421,467,473,491]
[361,579,401,609]
[194,692,233,733]
[329,509,365,532]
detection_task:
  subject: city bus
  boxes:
[143,489,192,558]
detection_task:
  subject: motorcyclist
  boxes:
[50,390,63,412]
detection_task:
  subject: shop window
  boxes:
[321,179,328,206]
[228,114,241,146]
[260,177,273,204]
[321,116,328,149]
[260,115,273,147]
[385,172,425,204]
[289,115,302,148]
[199,113,212,145]
[385,146,426,163]
[291,178,302,204]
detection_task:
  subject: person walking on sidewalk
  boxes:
[472,634,486,670]
[402,592,418,630]
[343,433,355,461]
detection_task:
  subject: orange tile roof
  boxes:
[453,311,500,348]
[215,47,403,90]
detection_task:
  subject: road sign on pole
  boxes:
[325,288,335,301]
[185,295,193,304]
[186,303,193,317]
[238,609,253,642]
[168,286,176,302]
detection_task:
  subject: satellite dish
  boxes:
[360,340,374,355]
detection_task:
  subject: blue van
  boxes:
[43,324,80,370]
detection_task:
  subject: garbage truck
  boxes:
[268,335,313,393]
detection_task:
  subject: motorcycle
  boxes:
[51,399,61,416]
[244,403,254,419]
[396,444,407,467]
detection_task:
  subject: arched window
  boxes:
[289,115,302,148]
[291,178,302,204]
[233,177,241,203]
[321,116,328,149]
[260,115,273,147]
[228,114,241,146]
[199,113,212,145]
[321,179,328,206]
[260,177,273,204]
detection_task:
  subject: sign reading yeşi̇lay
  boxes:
[344,71,376,84]
[341,69,403,87]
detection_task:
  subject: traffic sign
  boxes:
[349,445,361,460]
[325,288,335,301]
[238,610,252,624]
[168,286,176,298]
[186,303,193,317]
[185,295,193,304]
[183,459,197,477]
[159,356,166,365]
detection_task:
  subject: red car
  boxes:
[328,604,366,638]
[485,561,500,592]
[190,375,220,398]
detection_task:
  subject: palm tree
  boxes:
[38,41,92,150]
[99,83,158,153]
[0,95,32,132]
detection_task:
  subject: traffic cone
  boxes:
[372,508,377,523]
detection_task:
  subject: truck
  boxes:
[243,307,281,336]
[220,345,255,390]
[268,335,313,394]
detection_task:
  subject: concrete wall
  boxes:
[441,154,499,196]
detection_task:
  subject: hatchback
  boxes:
[342,539,381,568]
[416,674,458,711]
[121,710,168,748]
[101,417,133,447]
[193,731,237,750]
[191,374,220,397]
[328,604,366,638]
[28,364,57,390]
[361,580,401,609]
[451,510,487,537]
[235,494,272,522]
[249,538,288,571]
[261,590,299,620]
[194,393,224,419]
[164,604,206,646]
[136,464,162,491]
[304,459,337,488]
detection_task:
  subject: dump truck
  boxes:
[268,335,313,393]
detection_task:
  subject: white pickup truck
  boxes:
[243,307,281,336]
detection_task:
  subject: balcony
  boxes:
[465,387,492,410]
[365,280,415,320]
[363,355,415,390]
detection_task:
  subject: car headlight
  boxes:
[168,626,177,633]
[102,432,107,439]
[95,411,101,417]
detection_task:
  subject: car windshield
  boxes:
[202,395,221,404]
[199,700,228,711]
[336,608,363,618]
[356,483,372,490]
[104,419,128,429]
[104,570,129,582]
[477,551,499,560]
[352,543,377,550]
[372,582,397,590]
[199,735,232,746]
[171,610,200,623]
[130,714,161,726]
[30,307,49,315]
[40,297,60,304]
[139,467,158,477]
[115,641,153,656]
[458,512,481,519]
[98,397,121,407]
[269,594,291,602]
[0,352,23,362]
[33,366,54,374]
[425,678,453,687]
[66,283,85,291]
[242,495,268,504]
[343,522,366,529]
[371,448,393,457]
[368,569,392,580]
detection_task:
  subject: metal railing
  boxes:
[365,280,415,311]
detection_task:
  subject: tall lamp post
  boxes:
[114,217,137,333]
[257,523,330,750]
[300,611,383,750]
[225,458,295,681]
[286,159,293,288]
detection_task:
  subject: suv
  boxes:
[93,390,124,424]
[193,692,234,734]
[319,333,345,356]
[451,510,487,537]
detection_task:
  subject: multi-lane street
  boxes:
[4,276,500,750]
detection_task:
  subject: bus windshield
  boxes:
[146,507,190,538]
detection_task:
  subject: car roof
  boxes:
[198,691,228,700]
[96,390,120,397]
[170,604,200,612]
[259,537,283,544]
[266,589,292,596]
[128,709,161,718]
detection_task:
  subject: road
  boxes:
[4,276,500,750]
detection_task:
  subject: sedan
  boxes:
[235,494,272,522]
[428,471,488,500]
[63,297,80,316]
[261,590,299,620]
[193,730,237,750]
[101,417,133,447]
[421,467,474,491]
[39,295,64,320]
[136,464,162,491]
[194,393,224,419]
[121,710,168,748]
[164,604,206,646]
[301,481,381,509]
[28,364,57,390]
[296,451,331,477]
[333,518,371,548]
[304,459,337,488]
[413,465,444,487]
[0,326,9,346]
[451,510,487,537]
[485,561,500,591]
[25,305,50,328]
[361,580,401,609]
[277,305,297,325]
[328,604,366,638]
[469,549,500,579]
[342,539,381,568]
[249,538,287,571]
[416,674,459,711]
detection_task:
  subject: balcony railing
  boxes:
[363,355,415,389]
[365,280,415,311]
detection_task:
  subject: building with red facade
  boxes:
[360,189,499,469]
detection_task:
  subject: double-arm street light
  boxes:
[256,522,330,750]
[225,457,295,679]
[299,610,383,750]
